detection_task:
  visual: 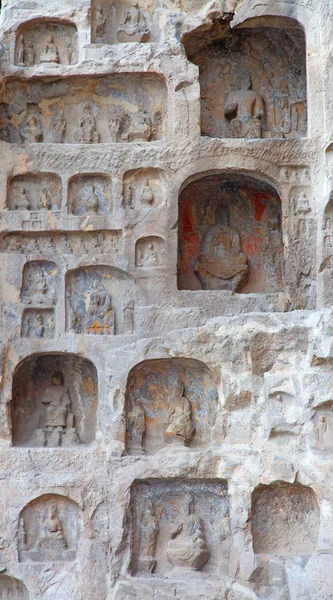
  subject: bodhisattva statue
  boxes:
[127,398,145,454]
[39,371,75,447]
[51,105,66,143]
[140,179,154,206]
[224,74,264,139]
[166,495,210,571]
[37,504,67,549]
[139,501,159,572]
[86,282,115,335]
[195,204,248,292]
[79,103,99,144]
[128,103,154,142]
[164,381,194,446]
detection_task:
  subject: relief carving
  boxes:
[8,173,61,212]
[126,359,217,455]
[68,174,111,215]
[117,2,150,43]
[66,266,135,335]
[12,354,98,447]
[15,21,78,66]
[18,495,81,562]
[178,174,284,293]
[92,0,154,45]
[310,401,333,453]
[131,480,229,576]
[20,261,57,306]
[1,75,166,144]
[21,309,55,339]
[135,237,165,267]
[0,575,29,599]
[1,230,122,255]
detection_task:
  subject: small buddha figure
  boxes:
[139,501,159,572]
[40,371,72,436]
[139,242,159,267]
[21,105,43,143]
[33,266,49,302]
[127,398,145,454]
[128,103,153,142]
[79,103,99,143]
[195,205,249,292]
[224,73,264,139]
[51,105,66,143]
[86,185,99,214]
[15,187,30,210]
[117,1,150,43]
[123,298,134,334]
[37,504,67,550]
[35,313,45,338]
[164,381,194,446]
[295,191,310,214]
[140,179,154,206]
[86,282,115,335]
[166,495,210,571]
[40,34,60,64]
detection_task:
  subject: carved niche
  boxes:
[135,236,165,267]
[0,575,30,599]
[11,353,98,447]
[251,483,319,555]
[131,479,230,576]
[68,174,111,215]
[92,0,155,45]
[7,173,62,211]
[178,173,284,293]
[123,168,168,209]
[66,266,135,335]
[0,75,166,144]
[18,494,81,562]
[126,358,218,455]
[20,261,58,306]
[310,401,333,453]
[184,17,306,140]
[15,20,78,66]
[21,308,55,339]
[1,230,122,256]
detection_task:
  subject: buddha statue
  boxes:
[40,35,59,64]
[195,204,248,291]
[140,179,154,206]
[15,187,30,210]
[164,381,194,446]
[37,504,67,549]
[224,73,264,139]
[166,495,210,571]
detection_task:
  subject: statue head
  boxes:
[216,204,230,227]
[49,503,58,519]
[47,35,54,43]
[36,313,43,325]
[236,73,252,91]
[51,371,63,386]
[174,379,184,396]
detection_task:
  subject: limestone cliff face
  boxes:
[0,0,332,598]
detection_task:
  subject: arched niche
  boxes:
[0,575,29,598]
[135,236,165,267]
[251,483,319,555]
[11,353,98,447]
[18,494,81,563]
[183,16,307,140]
[91,0,156,45]
[66,266,135,335]
[125,358,218,455]
[178,172,284,293]
[20,261,58,306]
[309,400,333,453]
[7,173,62,211]
[15,19,78,66]
[68,173,111,215]
[123,167,168,209]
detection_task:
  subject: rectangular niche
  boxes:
[15,20,78,66]
[7,173,62,211]
[0,74,167,144]
[92,0,158,44]
[130,479,230,577]
[68,174,111,215]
